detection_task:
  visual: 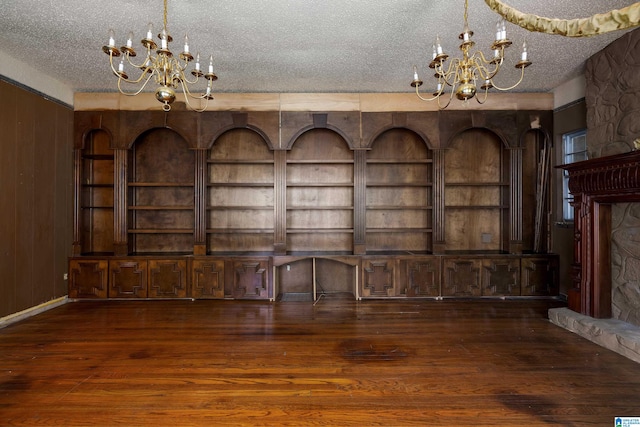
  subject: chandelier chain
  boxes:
[163,0,168,32]
[463,0,469,28]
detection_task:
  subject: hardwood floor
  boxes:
[1,297,639,426]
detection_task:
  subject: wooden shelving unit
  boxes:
[207,129,275,253]
[366,129,433,252]
[286,129,354,252]
[128,129,195,254]
[70,109,558,301]
[80,130,114,254]
[444,128,508,252]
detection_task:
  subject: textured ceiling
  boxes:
[0,0,637,95]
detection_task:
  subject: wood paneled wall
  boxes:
[0,79,74,318]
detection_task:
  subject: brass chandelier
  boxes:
[102,0,217,112]
[411,0,531,109]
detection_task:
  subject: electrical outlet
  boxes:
[481,233,492,243]
[286,264,291,271]
[63,273,68,280]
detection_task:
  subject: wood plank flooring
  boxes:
[1,297,639,426]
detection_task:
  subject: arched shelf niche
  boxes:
[128,127,194,254]
[444,127,508,252]
[287,128,354,253]
[207,128,275,254]
[366,128,433,253]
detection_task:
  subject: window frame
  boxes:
[561,129,588,222]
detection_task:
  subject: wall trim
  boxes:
[0,75,73,109]
[0,296,69,329]
[74,92,554,112]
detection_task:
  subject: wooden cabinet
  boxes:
[148,259,188,298]
[361,255,441,298]
[481,258,521,297]
[191,258,225,299]
[69,258,108,298]
[109,259,148,298]
[229,258,272,300]
[107,258,188,298]
[521,256,559,296]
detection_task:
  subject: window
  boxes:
[562,129,587,221]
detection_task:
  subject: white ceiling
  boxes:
[0,0,637,96]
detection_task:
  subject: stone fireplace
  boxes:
[612,202,640,327]
[549,28,640,363]
[558,151,640,321]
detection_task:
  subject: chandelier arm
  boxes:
[473,51,503,80]
[117,71,155,96]
[107,52,125,78]
[180,78,208,100]
[414,84,442,102]
[472,58,497,83]
[475,86,490,104]
[125,51,154,70]
[177,78,209,112]
[438,58,461,87]
[489,65,527,91]
[108,51,158,85]
[179,70,201,86]
[437,85,455,109]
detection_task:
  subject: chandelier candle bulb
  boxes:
[521,40,528,61]
[435,36,443,55]
[413,65,419,81]
[195,53,201,72]
[146,23,153,41]
[126,32,133,49]
[183,34,190,54]
[208,55,214,74]
[496,19,507,41]
[107,29,116,48]
[160,29,168,49]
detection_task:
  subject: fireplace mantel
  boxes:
[559,150,640,318]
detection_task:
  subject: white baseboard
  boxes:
[0,296,68,329]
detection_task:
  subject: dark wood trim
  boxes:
[113,149,128,256]
[353,149,367,255]
[194,149,207,255]
[274,150,287,255]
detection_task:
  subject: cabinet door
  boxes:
[404,258,440,297]
[148,259,187,298]
[109,260,148,298]
[69,259,108,299]
[521,257,559,296]
[362,259,396,297]
[442,258,482,297]
[192,259,225,299]
[231,259,271,300]
[481,258,520,296]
